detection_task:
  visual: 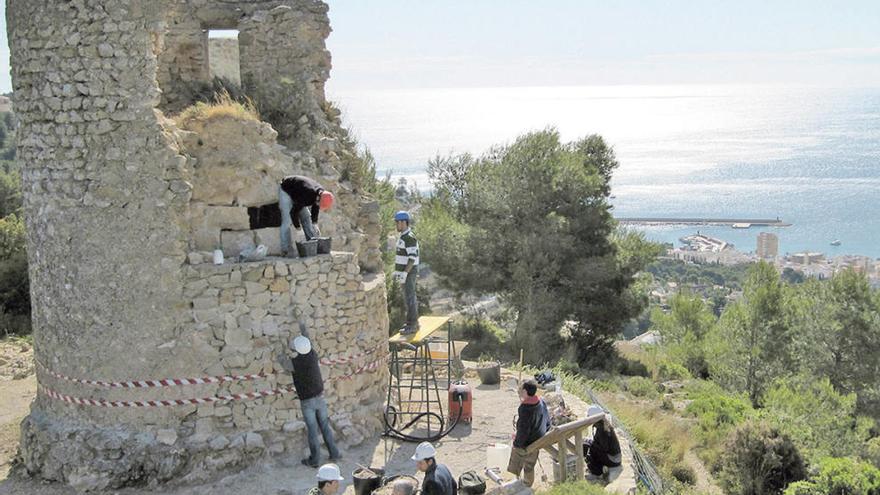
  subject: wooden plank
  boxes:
[558,439,567,481]
[389,316,451,344]
[574,428,585,481]
[526,413,605,454]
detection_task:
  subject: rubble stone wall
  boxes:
[7,0,389,490]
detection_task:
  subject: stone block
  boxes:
[204,205,250,230]
[254,227,285,256]
[156,429,178,446]
[221,230,256,258]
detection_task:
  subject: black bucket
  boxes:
[296,240,318,257]
[353,467,385,495]
[316,237,332,254]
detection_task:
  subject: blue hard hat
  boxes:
[394,211,411,222]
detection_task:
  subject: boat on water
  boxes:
[830,239,841,246]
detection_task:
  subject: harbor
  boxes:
[616,217,792,228]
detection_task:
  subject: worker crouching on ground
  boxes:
[584,406,621,480]
[508,379,551,487]
[412,442,457,495]
[278,175,335,256]
[308,464,345,495]
[277,322,341,467]
[393,210,420,334]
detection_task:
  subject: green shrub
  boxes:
[783,457,880,495]
[661,396,675,411]
[556,357,580,376]
[618,356,650,377]
[455,317,509,361]
[762,377,873,464]
[671,464,697,485]
[625,376,659,399]
[864,436,880,467]
[538,481,607,495]
[718,421,806,495]
[686,384,753,444]
[657,360,692,381]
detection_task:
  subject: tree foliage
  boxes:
[420,129,660,364]
[718,421,807,495]
[707,261,796,406]
[652,291,714,377]
[783,457,880,495]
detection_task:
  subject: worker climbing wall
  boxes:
[7,0,389,490]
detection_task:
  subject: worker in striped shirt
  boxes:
[393,211,420,334]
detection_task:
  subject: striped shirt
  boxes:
[394,228,419,273]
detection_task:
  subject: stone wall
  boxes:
[7,0,389,490]
[207,37,240,85]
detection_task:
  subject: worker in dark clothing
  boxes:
[277,322,340,468]
[412,442,456,495]
[584,407,621,478]
[278,175,335,256]
[507,379,551,487]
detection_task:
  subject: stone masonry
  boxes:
[7,0,388,490]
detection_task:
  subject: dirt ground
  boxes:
[0,367,572,495]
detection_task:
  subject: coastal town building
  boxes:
[756,232,779,259]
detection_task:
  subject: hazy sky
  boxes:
[1,1,879,93]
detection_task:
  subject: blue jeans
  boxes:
[279,189,320,255]
[301,395,340,462]
[404,268,419,328]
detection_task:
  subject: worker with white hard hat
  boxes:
[277,321,341,468]
[412,442,457,495]
[307,463,345,495]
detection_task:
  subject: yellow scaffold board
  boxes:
[389,315,451,344]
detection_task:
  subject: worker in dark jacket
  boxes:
[278,175,335,255]
[584,406,621,478]
[507,379,551,487]
[412,442,456,495]
[277,322,340,467]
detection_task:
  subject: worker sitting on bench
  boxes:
[308,464,345,495]
[412,442,457,495]
[584,406,621,480]
[508,379,551,487]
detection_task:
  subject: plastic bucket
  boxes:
[476,364,501,385]
[316,237,332,254]
[296,240,318,257]
[486,443,511,470]
[353,467,385,495]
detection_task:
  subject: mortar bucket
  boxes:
[316,237,332,254]
[353,467,385,495]
[296,240,318,257]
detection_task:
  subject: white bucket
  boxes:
[486,443,512,470]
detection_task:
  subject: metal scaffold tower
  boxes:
[384,316,459,442]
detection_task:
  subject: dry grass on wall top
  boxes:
[173,90,260,131]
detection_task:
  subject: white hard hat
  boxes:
[317,463,344,482]
[293,336,312,355]
[587,405,605,418]
[411,441,437,461]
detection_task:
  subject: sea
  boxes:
[327,85,880,259]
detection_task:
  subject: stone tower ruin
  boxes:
[7,0,389,490]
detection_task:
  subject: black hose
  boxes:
[383,396,464,443]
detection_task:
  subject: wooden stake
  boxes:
[518,348,524,383]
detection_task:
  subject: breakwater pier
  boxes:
[616,217,792,228]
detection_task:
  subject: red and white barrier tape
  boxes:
[40,385,298,408]
[35,361,266,389]
[39,353,389,408]
[36,342,385,390]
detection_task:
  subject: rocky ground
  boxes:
[0,338,35,482]
[1,362,630,495]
